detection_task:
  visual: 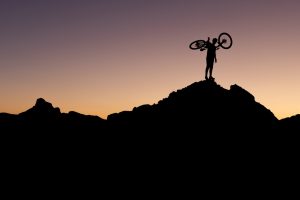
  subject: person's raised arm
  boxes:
[204,37,210,49]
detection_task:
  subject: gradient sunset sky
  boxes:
[1,0,300,119]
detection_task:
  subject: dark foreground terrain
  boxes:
[1,80,299,191]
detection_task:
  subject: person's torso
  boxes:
[207,43,216,58]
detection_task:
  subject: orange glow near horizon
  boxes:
[1,1,300,120]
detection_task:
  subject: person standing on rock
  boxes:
[204,37,218,80]
[190,33,232,80]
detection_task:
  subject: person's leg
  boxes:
[205,64,209,80]
[209,64,214,79]
[206,58,213,80]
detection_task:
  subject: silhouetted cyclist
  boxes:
[204,37,219,80]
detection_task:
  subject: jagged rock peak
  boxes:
[19,98,61,116]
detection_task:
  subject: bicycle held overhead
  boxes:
[189,32,232,51]
[189,32,232,81]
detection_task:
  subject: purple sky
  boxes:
[1,0,300,119]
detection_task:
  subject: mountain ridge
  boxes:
[0,90,296,196]
[0,80,299,132]
[108,80,278,132]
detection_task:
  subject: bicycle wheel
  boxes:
[189,40,206,50]
[218,32,232,49]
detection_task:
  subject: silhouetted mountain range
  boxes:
[1,80,299,133]
[2,80,299,187]
[0,98,106,132]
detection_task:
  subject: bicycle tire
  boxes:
[189,40,206,50]
[218,32,232,49]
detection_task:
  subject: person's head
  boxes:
[212,38,218,44]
